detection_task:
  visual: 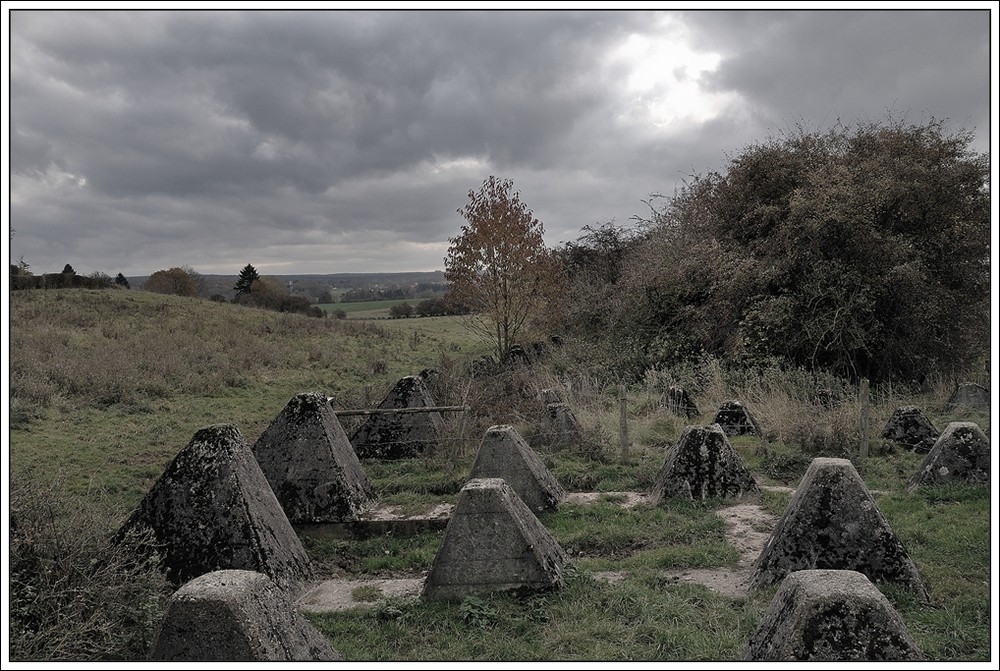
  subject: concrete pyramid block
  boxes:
[907,422,990,491]
[743,570,924,661]
[468,425,566,512]
[117,424,314,592]
[650,424,760,502]
[712,400,762,437]
[422,478,568,601]
[945,382,990,410]
[150,570,342,661]
[880,406,939,452]
[541,402,583,446]
[661,385,699,419]
[252,392,376,523]
[350,375,444,459]
[750,458,927,599]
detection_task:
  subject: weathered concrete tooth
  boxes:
[422,478,567,602]
[712,399,762,437]
[650,424,759,502]
[880,405,938,453]
[743,569,924,661]
[468,424,565,512]
[350,376,443,459]
[116,424,314,594]
[907,421,991,490]
[750,457,927,599]
[151,570,342,661]
[253,392,376,523]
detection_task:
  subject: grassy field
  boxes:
[7,288,994,662]
[9,289,487,505]
[316,298,413,318]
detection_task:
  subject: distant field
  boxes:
[317,298,414,318]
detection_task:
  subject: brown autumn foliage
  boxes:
[142,267,198,297]
[444,176,565,361]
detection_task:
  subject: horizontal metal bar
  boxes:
[332,405,470,417]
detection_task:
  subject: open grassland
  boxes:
[9,289,486,506]
[8,288,993,662]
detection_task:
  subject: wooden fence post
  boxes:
[859,377,870,458]
[618,383,630,463]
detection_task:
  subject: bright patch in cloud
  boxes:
[428,154,490,176]
[607,15,738,130]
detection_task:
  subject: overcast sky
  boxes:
[5,6,994,276]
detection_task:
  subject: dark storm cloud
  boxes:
[7,8,991,276]
[685,10,991,147]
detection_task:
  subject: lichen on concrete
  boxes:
[650,424,759,502]
[712,400,762,437]
[750,458,927,599]
[907,421,990,491]
[116,424,314,594]
[880,406,938,452]
[150,570,342,661]
[253,392,376,523]
[350,376,444,459]
[743,569,924,661]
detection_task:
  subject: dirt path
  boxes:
[660,501,779,597]
[297,492,781,611]
[299,577,426,614]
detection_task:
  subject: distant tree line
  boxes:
[9,262,131,291]
[388,297,469,319]
[130,264,326,317]
[228,263,324,317]
[339,283,448,303]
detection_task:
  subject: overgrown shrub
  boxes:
[142,267,198,297]
[562,117,989,383]
[9,469,171,661]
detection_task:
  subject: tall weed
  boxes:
[9,468,171,661]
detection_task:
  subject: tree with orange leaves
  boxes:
[445,176,564,362]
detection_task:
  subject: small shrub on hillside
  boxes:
[9,469,171,661]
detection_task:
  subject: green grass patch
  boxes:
[351,584,386,603]
[307,568,768,661]
[545,500,739,570]
[9,289,487,505]
[876,486,992,660]
[302,530,443,578]
[365,456,472,497]
[545,447,665,492]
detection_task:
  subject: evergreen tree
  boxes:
[115,273,130,289]
[233,263,260,297]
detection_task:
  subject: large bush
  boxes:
[142,267,198,297]
[572,118,989,382]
